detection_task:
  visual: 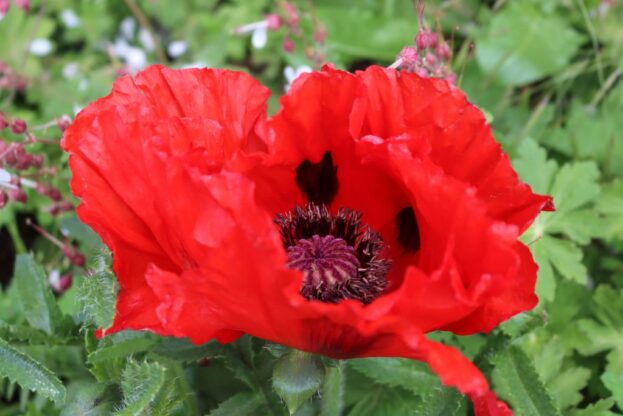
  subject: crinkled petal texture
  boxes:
[63,65,552,416]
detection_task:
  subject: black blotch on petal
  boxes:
[395,207,420,252]
[295,151,339,205]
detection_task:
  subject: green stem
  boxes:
[7,220,27,254]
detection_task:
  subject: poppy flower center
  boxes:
[275,203,390,304]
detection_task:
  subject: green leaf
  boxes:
[114,360,166,416]
[88,332,158,363]
[576,286,623,372]
[207,391,264,416]
[60,382,113,416]
[548,367,591,410]
[13,254,63,335]
[272,350,323,415]
[349,357,440,396]
[491,346,560,416]
[570,399,618,416]
[152,337,223,362]
[0,337,66,404]
[77,260,117,329]
[601,371,623,410]
[514,141,602,301]
[59,215,103,254]
[347,384,421,416]
[412,387,465,416]
[320,362,344,416]
[475,0,583,85]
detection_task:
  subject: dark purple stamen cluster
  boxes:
[275,203,390,304]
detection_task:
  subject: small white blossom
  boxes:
[168,40,188,58]
[251,27,268,49]
[29,38,53,56]
[284,65,312,90]
[138,28,155,51]
[60,9,81,28]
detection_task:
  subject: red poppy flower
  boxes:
[62,65,552,415]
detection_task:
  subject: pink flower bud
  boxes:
[10,118,27,134]
[0,0,9,15]
[63,246,86,267]
[283,37,295,53]
[425,53,437,66]
[56,115,72,132]
[14,0,29,12]
[436,42,451,60]
[15,152,33,170]
[415,32,428,50]
[32,154,43,168]
[313,25,327,45]
[9,187,27,203]
[58,273,73,292]
[0,191,7,208]
[48,186,62,201]
[266,14,281,30]
[283,1,299,27]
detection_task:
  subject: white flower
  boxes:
[29,38,53,56]
[124,46,147,74]
[168,40,187,58]
[0,168,12,185]
[180,61,209,69]
[138,28,155,51]
[60,8,81,28]
[284,65,312,90]
[62,62,79,79]
[251,26,268,49]
[119,17,136,40]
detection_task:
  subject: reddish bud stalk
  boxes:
[26,218,86,268]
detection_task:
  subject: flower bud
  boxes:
[9,187,27,203]
[266,14,281,30]
[10,118,27,134]
[0,0,9,16]
[313,25,327,45]
[63,246,86,267]
[436,42,451,60]
[14,0,29,12]
[283,37,295,53]
[32,154,43,168]
[0,190,7,208]
[56,115,72,132]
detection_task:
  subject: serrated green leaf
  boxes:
[320,361,344,416]
[514,139,558,194]
[0,337,66,404]
[60,382,113,416]
[602,371,623,410]
[550,162,601,214]
[349,358,440,396]
[207,391,264,416]
[273,350,323,415]
[89,332,158,363]
[13,254,63,335]
[535,236,587,284]
[114,360,166,416]
[77,265,116,329]
[569,399,618,416]
[548,367,591,410]
[491,346,560,416]
[475,0,583,85]
[412,387,465,416]
[347,384,421,416]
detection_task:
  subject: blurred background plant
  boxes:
[1,0,622,415]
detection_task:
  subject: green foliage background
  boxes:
[1,0,622,414]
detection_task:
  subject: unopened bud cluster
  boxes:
[234,1,327,67]
[0,61,28,92]
[389,4,455,83]
[1,111,73,214]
